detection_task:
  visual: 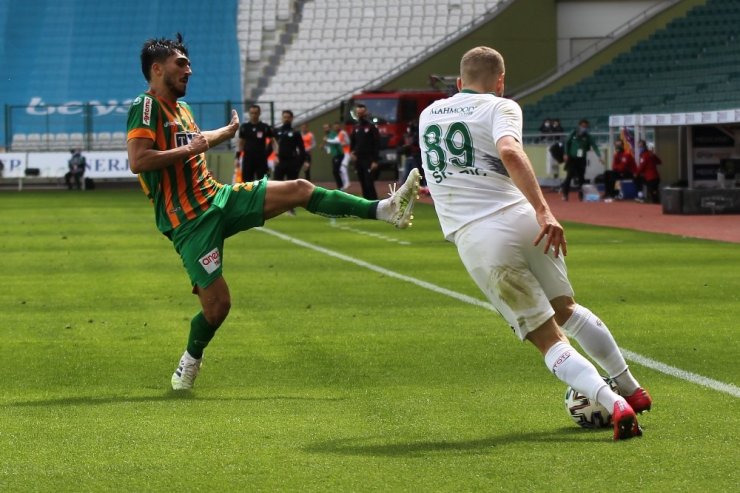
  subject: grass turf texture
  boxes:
[1,190,738,492]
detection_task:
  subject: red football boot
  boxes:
[625,387,653,414]
[612,400,643,441]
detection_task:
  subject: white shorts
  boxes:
[453,201,574,340]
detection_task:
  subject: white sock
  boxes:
[375,199,391,221]
[544,341,620,409]
[183,350,200,363]
[561,305,640,395]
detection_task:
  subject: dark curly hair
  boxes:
[140,33,188,82]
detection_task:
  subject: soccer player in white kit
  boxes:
[419,47,651,441]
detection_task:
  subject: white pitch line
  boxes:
[257,227,740,399]
[329,222,411,246]
[620,349,740,398]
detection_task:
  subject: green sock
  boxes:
[186,312,220,359]
[306,187,378,219]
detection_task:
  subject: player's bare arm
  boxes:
[128,133,209,174]
[201,109,239,147]
[496,135,567,258]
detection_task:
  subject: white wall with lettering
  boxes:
[0,151,134,179]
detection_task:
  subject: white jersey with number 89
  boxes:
[419,90,528,241]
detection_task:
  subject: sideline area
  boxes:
[544,191,740,244]
[362,180,740,244]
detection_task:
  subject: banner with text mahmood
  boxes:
[0,152,134,179]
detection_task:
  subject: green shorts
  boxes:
[171,178,267,290]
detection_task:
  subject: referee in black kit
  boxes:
[273,109,306,181]
[237,104,273,181]
[350,103,381,200]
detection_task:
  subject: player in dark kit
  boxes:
[237,104,273,181]
[350,103,381,200]
[126,34,421,390]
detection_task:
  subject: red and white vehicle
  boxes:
[341,90,447,178]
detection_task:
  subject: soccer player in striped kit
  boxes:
[419,47,651,440]
[127,34,421,390]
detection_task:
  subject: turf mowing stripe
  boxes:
[258,227,740,399]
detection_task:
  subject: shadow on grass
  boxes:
[6,391,346,407]
[304,428,609,457]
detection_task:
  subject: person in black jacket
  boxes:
[237,104,273,181]
[273,110,306,182]
[350,103,381,199]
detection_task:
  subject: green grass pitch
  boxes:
[1,190,738,492]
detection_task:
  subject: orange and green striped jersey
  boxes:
[126,92,223,235]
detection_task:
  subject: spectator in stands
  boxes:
[65,149,86,190]
[237,104,273,182]
[350,103,381,200]
[562,119,603,201]
[635,139,662,203]
[0,158,4,178]
[551,118,564,136]
[300,123,315,182]
[539,118,555,143]
[273,110,307,215]
[126,33,421,391]
[603,140,637,201]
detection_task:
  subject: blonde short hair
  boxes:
[460,46,505,86]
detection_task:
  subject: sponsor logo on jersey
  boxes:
[175,132,193,147]
[199,248,221,274]
[143,96,152,126]
[133,96,142,105]
[164,121,180,128]
[430,106,476,115]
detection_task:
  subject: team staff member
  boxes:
[350,103,381,199]
[300,123,315,182]
[273,110,306,182]
[126,34,421,391]
[562,119,603,201]
[325,121,351,190]
[604,140,637,200]
[635,139,662,203]
[237,104,273,182]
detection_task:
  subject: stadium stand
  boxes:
[4,0,739,155]
[521,0,740,134]
[0,0,241,151]
[253,0,506,119]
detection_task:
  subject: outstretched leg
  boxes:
[263,169,420,228]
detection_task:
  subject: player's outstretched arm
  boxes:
[201,109,239,148]
[496,135,568,258]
